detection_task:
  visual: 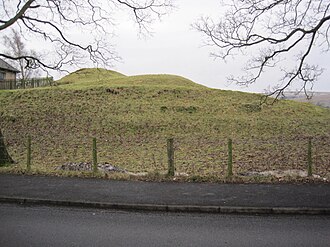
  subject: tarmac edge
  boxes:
[1,196,329,215]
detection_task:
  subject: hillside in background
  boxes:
[0,68,329,181]
[281,92,330,108]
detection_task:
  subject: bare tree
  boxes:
[3,29,41,83]
[0,0,172,71]
[194,0,330,101]
[0,0,173,164]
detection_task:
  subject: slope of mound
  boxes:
[57,68,204,89]
[110,74,205,88]
[0,71,329,181]
[57,68,126,85]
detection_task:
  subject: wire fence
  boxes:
[1,133,329,178]
[0,77,54,90]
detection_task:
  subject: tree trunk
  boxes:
[0,129,14,165]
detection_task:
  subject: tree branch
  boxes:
[0,0,35,31]
[195,0,330,99]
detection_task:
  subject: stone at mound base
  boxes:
[240,169,327,181]
[58,162,190,177]
[58,162,126,173]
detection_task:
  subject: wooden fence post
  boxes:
[27,136,31,171]
[227,138,233,177]
[92,138,98,174]
[307,137,312,177]
[167,138,175,176]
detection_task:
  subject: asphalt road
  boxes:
[0,204,329,247]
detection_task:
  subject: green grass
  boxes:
[57,68,204,90]
[57,68,126,85]
[0,68,329,182]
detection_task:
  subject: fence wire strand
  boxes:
[1,134,330,177]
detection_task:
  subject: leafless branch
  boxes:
[0,0,173,73]
[0,0,35,31]
[194,0,330,100]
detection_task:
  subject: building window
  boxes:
[0,72,5,81]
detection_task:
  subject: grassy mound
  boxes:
[57,68,126,85]
[57,68,203,90]
[0,68,329,182]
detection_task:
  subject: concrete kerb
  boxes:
[0,196,329,215]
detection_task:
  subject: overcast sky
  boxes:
[110,0,330,93]
[3,0,329,93]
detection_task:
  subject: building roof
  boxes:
[0,58,20,73]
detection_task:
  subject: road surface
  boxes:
[0,204,329,246]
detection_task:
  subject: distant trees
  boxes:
[0,0,173,165]
[3,29,40,81]
[194,0,330,99]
